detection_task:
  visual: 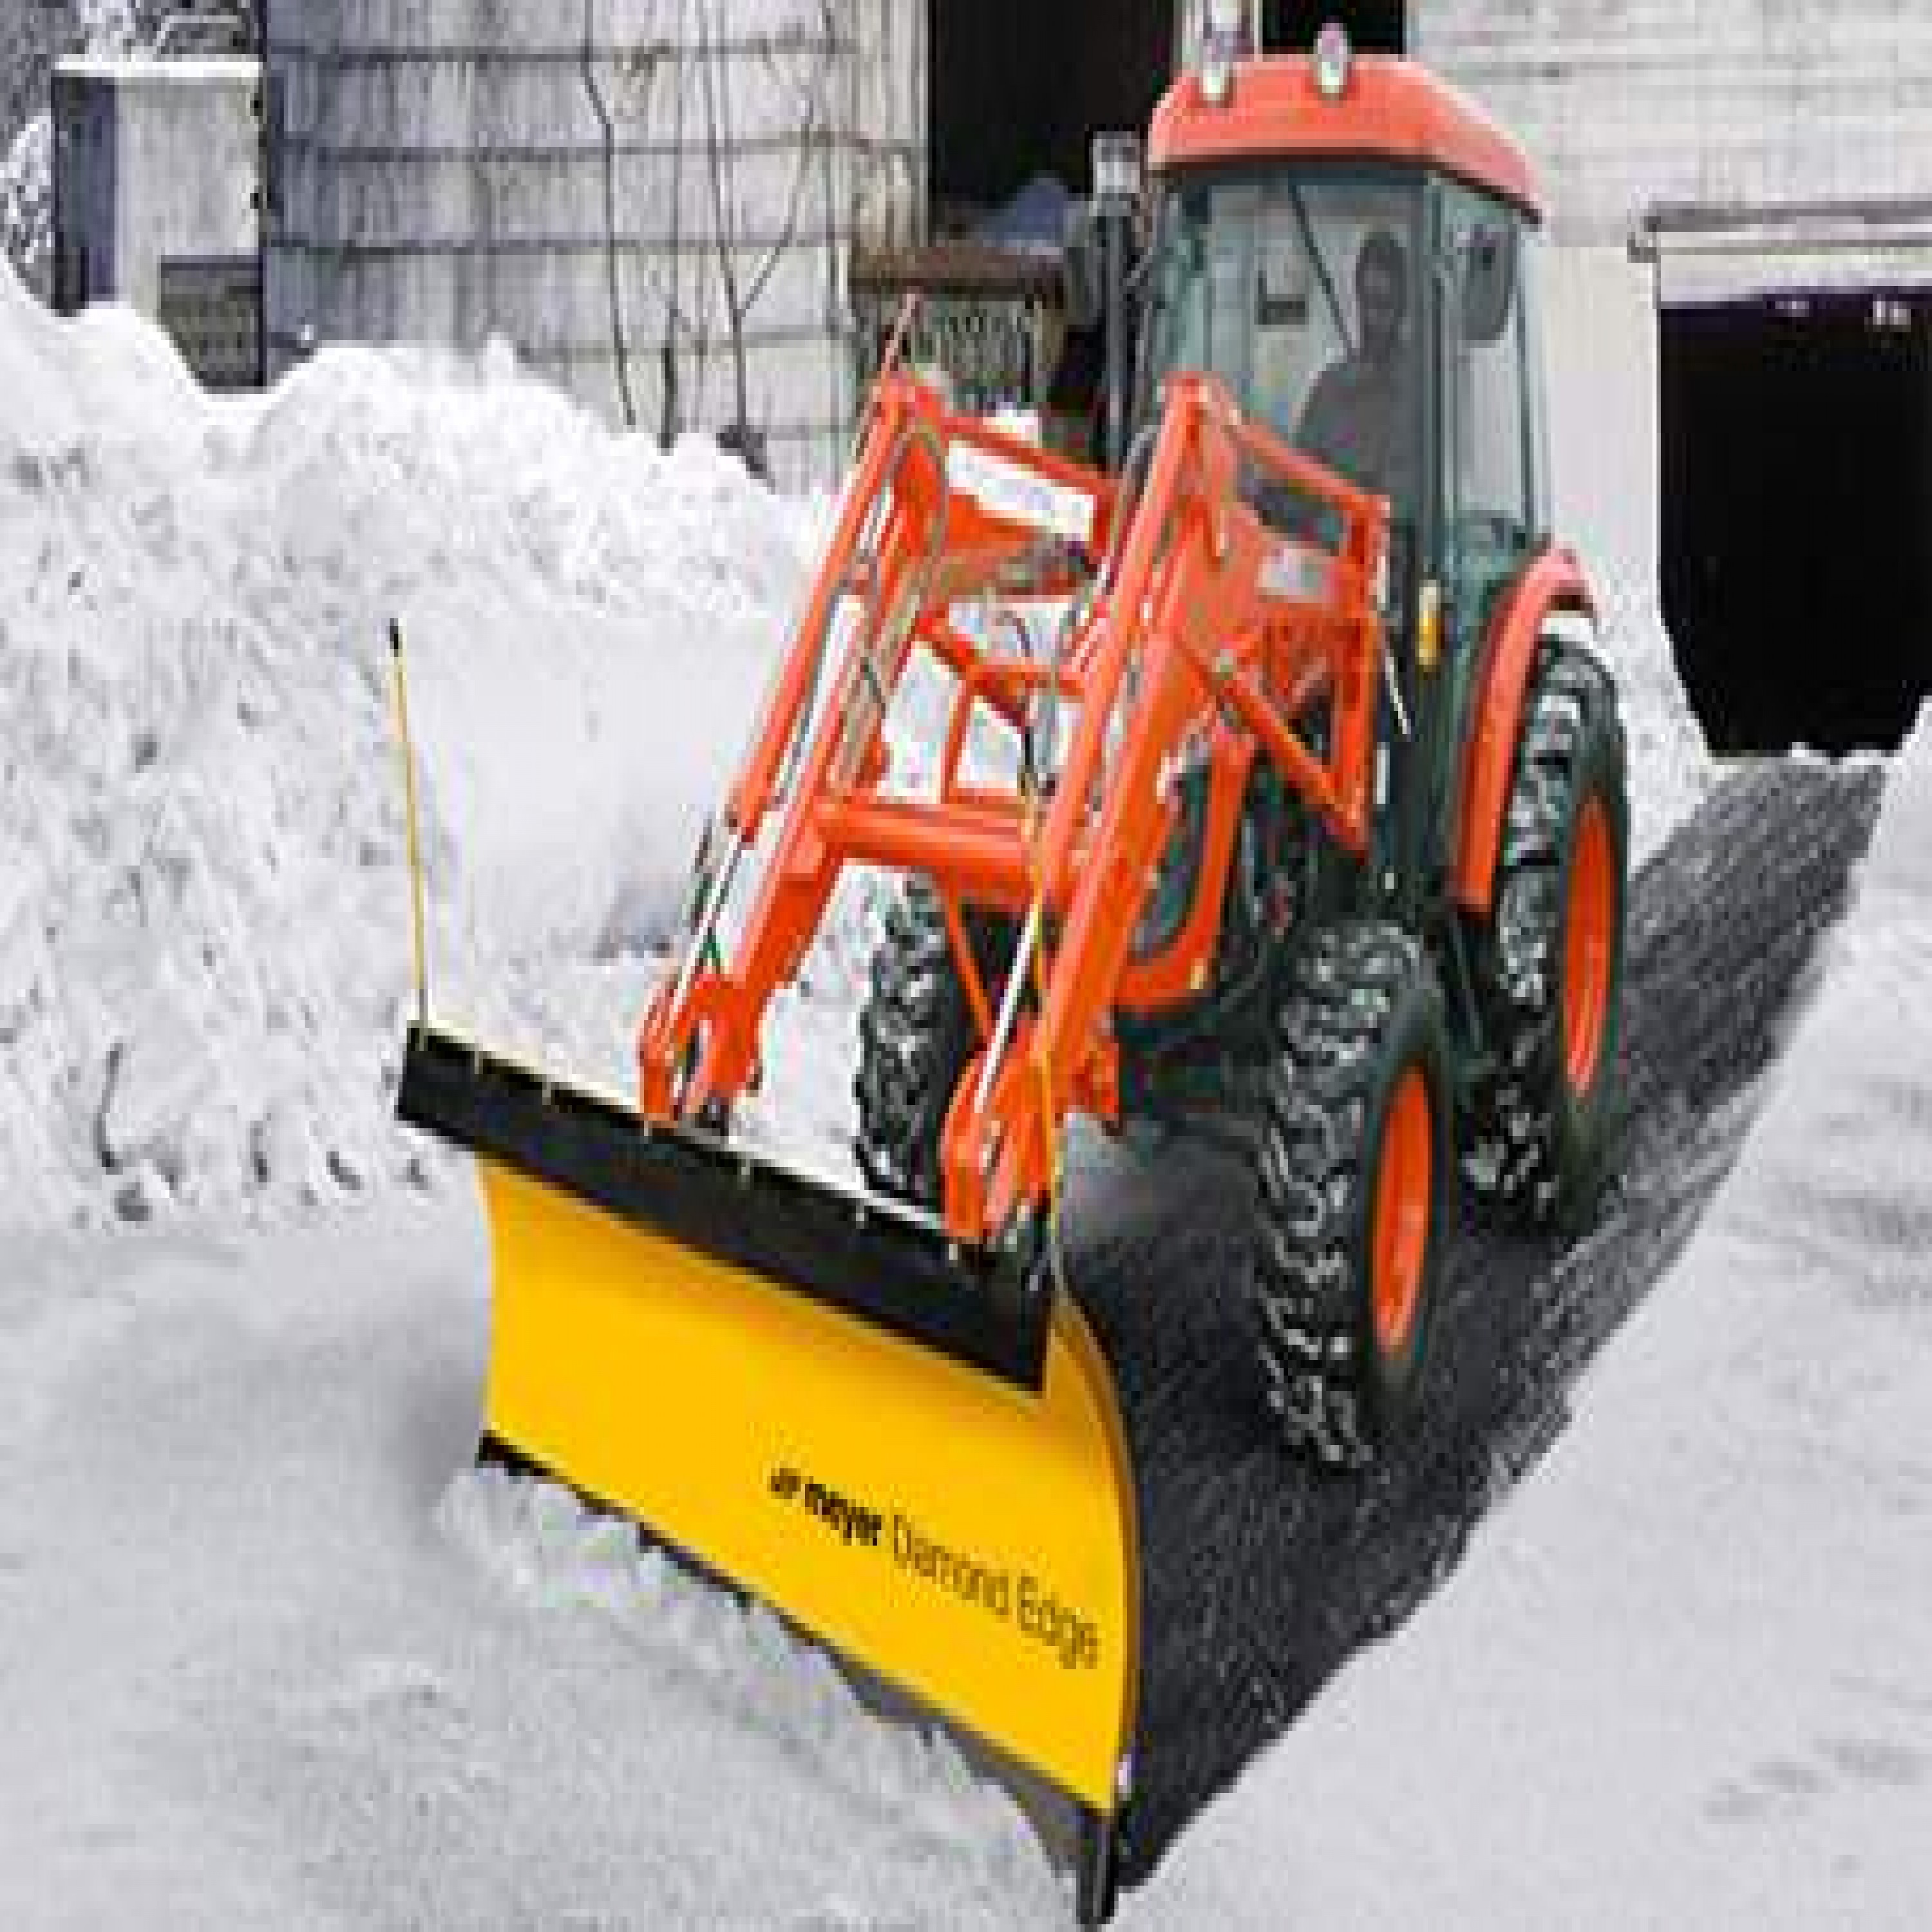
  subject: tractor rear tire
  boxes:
[1249,922,1453,1468]
[1464,638,1629,1228]
[853,883,990,1210]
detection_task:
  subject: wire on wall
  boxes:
[580,0,639,430]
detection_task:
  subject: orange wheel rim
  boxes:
[1370,1066,1433,1356]
[1562,797,1615,1095]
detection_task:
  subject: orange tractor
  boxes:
[401,30,1625,1922]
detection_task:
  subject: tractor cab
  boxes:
[1121,36,1554,900]
[1136,167,1431,573]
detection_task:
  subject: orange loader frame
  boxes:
[639,366,1390,1245]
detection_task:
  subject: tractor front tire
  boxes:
[853,882,978,1210]
[1466,638,1629,1228]
[1249,922,1453,1468]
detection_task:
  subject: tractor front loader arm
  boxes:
[638,374,1119,1123]
[941,377,1390,1238]
[639,370,1387,1251]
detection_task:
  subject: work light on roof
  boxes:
[1200,0,1247,106]
[1312,21,1354,99]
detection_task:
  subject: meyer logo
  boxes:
[766,1461,1101,1671]
[768,1464,884,1548]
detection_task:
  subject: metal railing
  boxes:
[851,243,1062,419]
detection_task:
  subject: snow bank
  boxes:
[0,260,815,1231]
[0,111,50,292]
[75,0,153,57]
[1132,703,1932,1929]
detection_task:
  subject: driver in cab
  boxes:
[1295,227,1415,506]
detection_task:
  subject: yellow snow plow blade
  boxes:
[399,1027,1138,1914]
[482,1160,1137,1804]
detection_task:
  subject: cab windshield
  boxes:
[1137,169,1425,531]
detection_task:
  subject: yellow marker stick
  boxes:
[388,619,431,1029]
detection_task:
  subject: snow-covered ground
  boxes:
[1132,705,1932,1929]
[2,263,1923,1928]
[3,728,1926,1927]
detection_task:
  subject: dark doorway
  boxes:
[1261,1,1405,53]
[1662,294,1932,755]
[926,3,1406,234]
[928,0,1172,234]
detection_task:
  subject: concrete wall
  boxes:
[265,0,921,488]
[1417,0,1932,246]
[1541,242,1659,600]
[1417,0,1932,667]
[848,0,923,251]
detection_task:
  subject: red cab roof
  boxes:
[1148,55,1542,216]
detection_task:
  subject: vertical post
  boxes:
[388,620,431,1032]
[1102,210,1127,473]
[1091,133,1143,475]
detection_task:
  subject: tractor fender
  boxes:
[1452,545,1596,915]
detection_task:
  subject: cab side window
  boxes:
[1440,186,1542,654]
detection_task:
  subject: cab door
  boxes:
[1423,184,1548,882]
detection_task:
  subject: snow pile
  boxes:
[0,261,815,1231]
[1595,578,1713,864]
[74,0,154,55]
[0,111,50,292]
[1133,703,1932,1929]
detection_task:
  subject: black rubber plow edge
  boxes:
[396,1023,1052,1390]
